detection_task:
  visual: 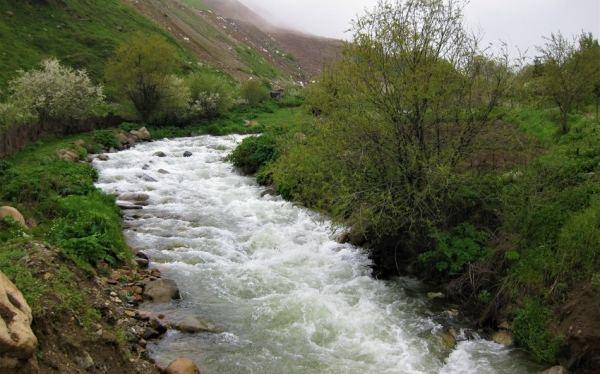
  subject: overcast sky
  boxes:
[239,0,600,57]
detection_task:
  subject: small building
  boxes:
[270,88,284,100]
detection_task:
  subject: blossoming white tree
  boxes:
[8,58,105,124]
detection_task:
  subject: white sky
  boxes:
[239,0,600,57]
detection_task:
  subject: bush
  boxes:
[0,217,28,242]
[240,79,269,106]
[152,75,191,124]
[227,135,278,174]
[92,130,119,149]
[419,223,489,276]
[513,300,562,363]
[105,34,179,122]
[0,102,35,130]
[187,72,234,119]
[49,192,129,266]
[7,58,105,124]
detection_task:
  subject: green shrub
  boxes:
[419,223,489,275]
[513,300,562,363]
[240,80,269,106]
[48,192,129,266]
[92,129,119,149]
[187,71,234,118]
[0,161,97,203]
[0,245,46,312]
[227,135,278,174]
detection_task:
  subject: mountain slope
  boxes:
[0,0,196,89]
[126,0,343,82]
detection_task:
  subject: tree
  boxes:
[240,79,269,106]
[271,0,511,270]
[105,34,179,122]
[536,32,599,133]
[8,58,105,125]
[187,72,234,118]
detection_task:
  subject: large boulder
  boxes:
[0,272,38,367]
[130,127,151,141]
[166,358,200,374]
[0,206,26,227]
[143,279,180,303]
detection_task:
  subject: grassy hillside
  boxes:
[0,0,196,90]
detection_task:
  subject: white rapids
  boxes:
[93,135,537,374]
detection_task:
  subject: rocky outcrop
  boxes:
[0,271,38,369]
[0,206,26,227]
[166,358,201,374]
[143,279,180,303]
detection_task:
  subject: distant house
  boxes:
[270,88,284,100]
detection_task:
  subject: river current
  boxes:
[94,135,537,374]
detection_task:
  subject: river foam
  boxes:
[94,135,536,374]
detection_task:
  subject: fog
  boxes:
[238,0,599,56]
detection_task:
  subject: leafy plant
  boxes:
[419,224,489,275]
[92,129,119,149]
[513,300,562,363]
[227,135,278,174]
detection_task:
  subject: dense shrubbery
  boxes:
[1,59,105,128]
[228,135,278,174]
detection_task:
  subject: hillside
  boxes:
[126,0,343,82]
[0,0,196,90]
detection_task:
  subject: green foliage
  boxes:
[513,301,562,363]
[49,192,129,267]
[0,161,97,203]
[105,33,180,122]
[187,71,234,119]
[0,0,191,89]
[93,130,119,149]
[228,135,279,174]
[0,217,28,242]
[240,80,270,106]
[419,224,489,275]
[0,244,46,313]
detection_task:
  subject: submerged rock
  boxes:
[0,206,26,227]
[170,316,222,334]
[153,151,167,158]
[492,330,514,346]
[183,151,193,157]
[166,358,200,374]
[97,154,110,161]
[119,193,150,203]
[141,174,158,182]
[143,279,180,303]
[158,169,170,174]
[438,328,457,350]
[0,271,38,366]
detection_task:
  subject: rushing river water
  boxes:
[94,135,538,374]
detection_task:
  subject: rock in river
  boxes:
[166,358,200,374]
[170,316,222,334]
[143,279,180,303]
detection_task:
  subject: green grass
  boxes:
[0,0,196,90]
[236,46,280,79]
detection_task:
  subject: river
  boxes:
[93,135,538,374]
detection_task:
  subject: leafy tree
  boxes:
[240,79,269,106]
[7,58,105,125]
[272,0,510,262]
[105,33,179,122]
[187,72,234,118]
[536,32,600,133]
